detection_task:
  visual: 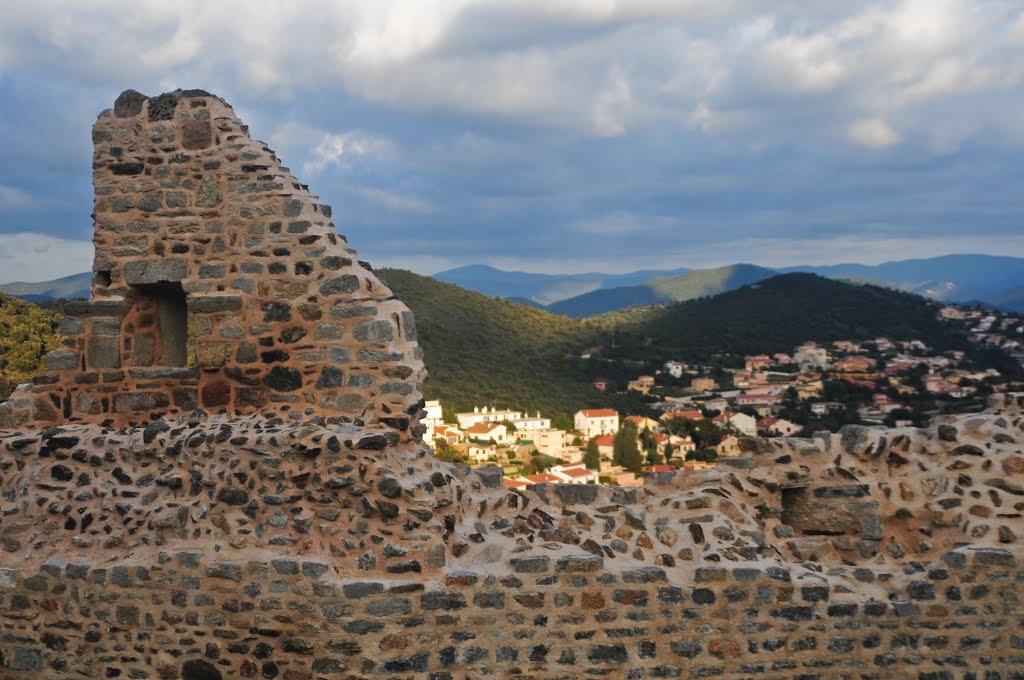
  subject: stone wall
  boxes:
[0,549,1020,678]
[0,89,424,435]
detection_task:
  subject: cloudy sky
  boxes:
[1,0,1023,281]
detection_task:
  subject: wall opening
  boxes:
[132,282,188,367]
[781,485,807,530]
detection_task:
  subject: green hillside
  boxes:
[0,293,61,400]
[600,273,963,363]
[378,268,649,417]
[647,263,777,301]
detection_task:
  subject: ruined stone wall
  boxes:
[1,397,1022,678]
[0,549,1020,679]
[0,89,423,434]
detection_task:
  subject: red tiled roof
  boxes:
[466,423,502,434]
[594,435,615,447]
[559,467,592,478]
[579,408,617,417]
[661,410,703,421]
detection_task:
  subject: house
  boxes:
[795,343,830,369]
[509,413,552,431]
[432,425,464,446]
[660,409,704,422]
[703,397,729,413]
[624,415,660,432]
[468,445,497,464]
[745,354,772,371]
[592,380,608,392]
[732,370,753,388]
[643,464,676,475]
[664,361,687,378]
[456,406,523,429]
[736,391,782,408]
[421,399,444,443]
[628,375,656,394]
[574,408,619,438]
[654,432,695,456]
[558,448,584,465]
[690,377,716,392]
[715,435,740,457]
[532,429,569,456]
[609,471,643,487]
[503,477,532,490]
[773,353,795,364]
[549,464,598,485]
[522,472,563,485]
[712,412,757,437]
[834,356,877,373]
[757,417,801,436]
[593,434,616,458]
[465,422,510,445]
[810,401,843,415]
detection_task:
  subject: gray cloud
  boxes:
[1,0,1023,280]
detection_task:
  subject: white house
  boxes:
[549,464,599,484]
[712,412,757,437]
[757,417,802,437]
[509,412,552,431]
[421,399,444,444]
[574,408,619,439]
[465,422,510,445]
[468,445,498,464]
[456,406,523,429]
[794,343,830,369]
[664,361,687,378]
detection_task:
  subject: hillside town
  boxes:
[424,303,1024,488]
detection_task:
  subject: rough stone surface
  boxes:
[1,89,424,436]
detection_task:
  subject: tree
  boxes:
[663,442,674,461]
[584,438,601,470]
[613,421,644,473]
[527,453,554,475]
[554,413,573,431]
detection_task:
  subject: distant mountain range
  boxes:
[0,272,91,303]
[433,255,1024,317]
[3,254,1024,318]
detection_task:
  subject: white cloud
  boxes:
[0,232,93,282]
[0,185,34,210]
[847,117,902,149]
[592,66,631,136]
[302,131,391,175]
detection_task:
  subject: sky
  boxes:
[1,0,1023,281]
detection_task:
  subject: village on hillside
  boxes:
[423,304,1024,488]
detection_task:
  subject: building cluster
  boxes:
[420,399,758,488]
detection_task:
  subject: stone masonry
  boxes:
[0,90,1021,678]
[0,89,424,436]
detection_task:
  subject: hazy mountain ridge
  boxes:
[437,255,1024,317]
[0,272,91,302]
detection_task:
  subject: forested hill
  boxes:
[600,273,956,363]
[377,268,650,417]
[0,293,61,400]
